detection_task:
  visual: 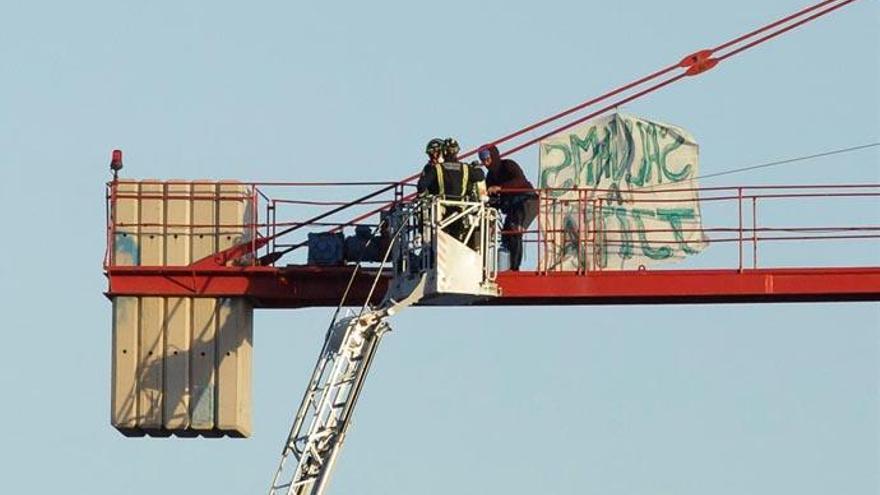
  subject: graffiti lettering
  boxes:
[630,122,693,185]
[539,113,707,270]
[598,205,634,267]
[656,207,701,255]
[540,143,573,197]
[550,205,702,269]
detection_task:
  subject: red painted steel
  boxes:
[103,2,876,307]
[105,265,387,308]
[104,181,879,307]
[493,267,880,305]
[105,266,880,306]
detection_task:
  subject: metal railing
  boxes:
[105,181,880,272]
[104,180,414,269]
[387,196,500,284]
[533,183,880,272]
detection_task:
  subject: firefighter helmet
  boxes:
[425,138,444,155]
[442,138,460,159]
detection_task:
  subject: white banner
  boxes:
[538,113,708,271]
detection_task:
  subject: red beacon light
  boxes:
[110,149,123,180]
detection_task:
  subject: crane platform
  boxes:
[104,181,880,307]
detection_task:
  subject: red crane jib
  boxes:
[105,265,880,307]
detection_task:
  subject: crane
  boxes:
[105,0,877,310]
[100,0,878,491]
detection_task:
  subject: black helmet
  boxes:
[425,138,444,155]
[442,138,460,159]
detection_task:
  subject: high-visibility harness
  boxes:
[434,162,468,200]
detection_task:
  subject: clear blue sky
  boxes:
[1,1,878,494]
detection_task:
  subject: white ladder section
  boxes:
[268,277,425,495]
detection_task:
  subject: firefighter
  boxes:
[428,138,445,165]
[416,138,486,245]
[416,138,485,200]
[442,137,460,163]
[478,144,538,271]
[444,137,487,201]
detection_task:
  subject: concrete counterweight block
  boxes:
[110,180,254,438]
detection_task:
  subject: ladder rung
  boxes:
[330,378,355,388]
[293,474,319,487]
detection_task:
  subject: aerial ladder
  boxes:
[268,196,500,495]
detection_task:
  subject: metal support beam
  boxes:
[492,267,880,305]
[105,266,387,308]
[106,266,880,307]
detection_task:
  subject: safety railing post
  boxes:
[588,199,597,270]
[162,183,169,265]
[536,191,543,274]
[584,190,590,273]
[576,189,584,274]
[593,198,608,271]
[540,192,547,274]
[752,196,758,269]
[550,196,559,269]
[263,192,271,262]
[251,186,258,266]
[737,187,743,272]
[270,199,277,259]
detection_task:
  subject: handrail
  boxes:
[105,182,879,271]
